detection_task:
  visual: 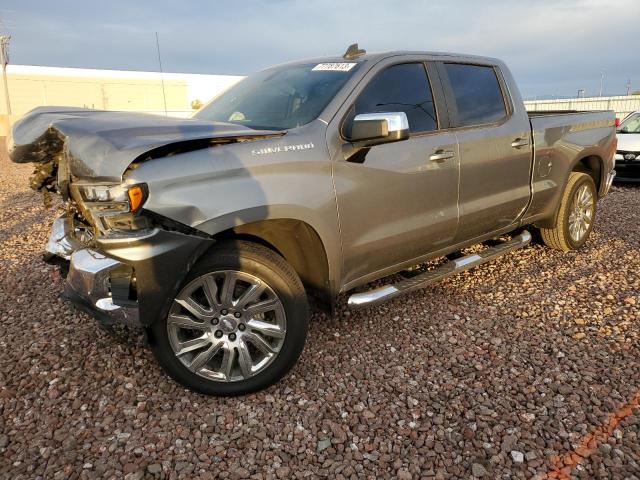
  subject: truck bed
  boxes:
[525,109,616,224]
[528,109,615,136]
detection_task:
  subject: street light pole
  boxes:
[599,71,605,97]
[0,35,11,116]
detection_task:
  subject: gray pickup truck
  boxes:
[10,45,617,395]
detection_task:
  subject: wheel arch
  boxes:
[535,154,603,229]
[209,218,336,314]
[572,154,603,194]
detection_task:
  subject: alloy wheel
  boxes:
[568,184,594,243]
[167,270,286,382]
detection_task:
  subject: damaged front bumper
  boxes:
[45,215,92,260]
[48,214,214,328]
[63,249,140,327]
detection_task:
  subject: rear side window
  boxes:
[354,63,437,133]
[443,63,507,127]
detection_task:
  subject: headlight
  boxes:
[73,183,148,233]
[80,184,146,210]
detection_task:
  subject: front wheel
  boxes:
[147,240,309,396]
[540,171,597,251]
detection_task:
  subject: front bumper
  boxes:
[48,214,214,327]
[614,163,640,183]
[44,215,90,260]
[63,249,140,328]
[614,151,640,183]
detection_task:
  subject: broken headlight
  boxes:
[72,183,149,234]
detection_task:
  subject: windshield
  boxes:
[618,113,640,134]
[195,62,361,130]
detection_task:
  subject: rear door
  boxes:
[332,60,460,287]
[437,62,532,242]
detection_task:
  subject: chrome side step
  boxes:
[347,230,532,309]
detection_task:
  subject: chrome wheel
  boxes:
[167,270,286,382]
[568,184,594,243]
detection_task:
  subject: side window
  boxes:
[354,63,438,133]
[443,63,507,127]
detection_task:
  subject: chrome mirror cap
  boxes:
[347,112,410,146]
[353,112,409,134]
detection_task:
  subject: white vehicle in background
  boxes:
[615,111,640,182]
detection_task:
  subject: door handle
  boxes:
[511,138,530,149]
[429,150,455,162]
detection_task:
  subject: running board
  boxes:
[347,230,532,309]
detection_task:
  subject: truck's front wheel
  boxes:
[540,171,597,251]
[147,240,309,396]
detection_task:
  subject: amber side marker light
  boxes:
[128,186,146,212]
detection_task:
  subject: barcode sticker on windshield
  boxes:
[312,63,356,72]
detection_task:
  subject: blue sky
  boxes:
[1,0,639,99]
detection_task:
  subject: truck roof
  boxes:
[277,50,502,68]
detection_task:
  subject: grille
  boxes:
[617,151,639,163]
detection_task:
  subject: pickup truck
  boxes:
[10,45,617,395]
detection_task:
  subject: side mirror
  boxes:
[347,112,410,146]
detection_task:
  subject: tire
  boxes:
[540,172,597,252]
[147,240,309,396]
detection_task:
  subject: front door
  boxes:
[332,62,460,287]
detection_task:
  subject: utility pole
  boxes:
[627,78,632,96]
[155,32,168,116]
[599,71,605,97]
[0,35,11,116]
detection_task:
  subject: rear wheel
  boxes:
[540,172,597,251]
[148,240,309,396]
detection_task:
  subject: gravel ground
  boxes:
[1,140,639,480]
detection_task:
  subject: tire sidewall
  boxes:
[148,244,309,396]
[562,174,597,250]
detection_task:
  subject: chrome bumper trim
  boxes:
[65,249,140,327]
[45,215,84,260]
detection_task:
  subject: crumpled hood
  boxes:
[616,132,640,152]
[9,106,284,181]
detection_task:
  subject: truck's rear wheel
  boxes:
[147,240,309,396]
[540,172,597,251]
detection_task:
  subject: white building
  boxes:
[0,65,244,136]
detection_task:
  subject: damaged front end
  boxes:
[28,161,160,328]
[42,193,213,328]
[9,107,281,328]
[61,227,213,329]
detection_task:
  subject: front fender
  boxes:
[125,135,342,297]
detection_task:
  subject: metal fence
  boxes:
[524,95,640,121]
